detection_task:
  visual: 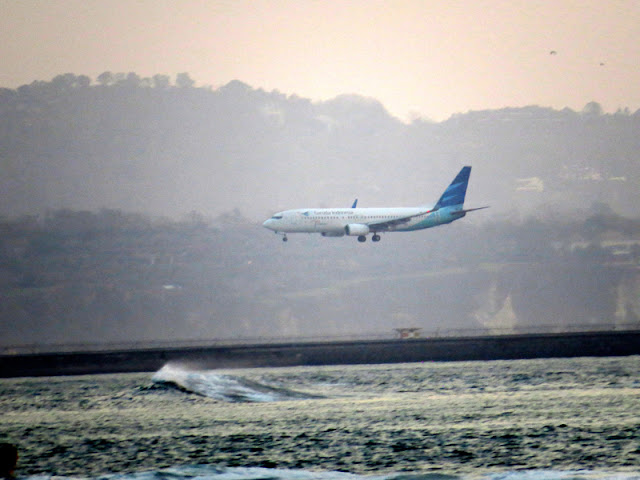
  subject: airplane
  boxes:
[263,166,487,243]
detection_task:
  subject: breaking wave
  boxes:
[151,364,320,402]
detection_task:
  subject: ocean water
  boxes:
[1,357,639,480]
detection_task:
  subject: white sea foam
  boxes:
[481,471,640,480]
[24,466,640,480]
[151,363,317,402]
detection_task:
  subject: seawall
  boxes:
[1,330,639,378]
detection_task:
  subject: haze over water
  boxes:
[1,357,639,479]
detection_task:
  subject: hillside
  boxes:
[1,209,639,351]
[2,73,640,351]
[2,73,639,219]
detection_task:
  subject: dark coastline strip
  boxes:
[1,330,640,378]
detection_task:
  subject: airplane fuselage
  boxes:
[263,206,465,238]
[263,166,484,242]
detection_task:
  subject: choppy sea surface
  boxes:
[1,357,639,480]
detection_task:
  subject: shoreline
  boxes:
[2,330,639,378]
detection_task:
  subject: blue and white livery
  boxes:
[263,166,487,242]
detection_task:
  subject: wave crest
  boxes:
[151,364,320,402]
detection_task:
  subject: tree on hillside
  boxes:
[176,72,195,88]
[97,71,114,86]
[153,74,171,89]
[582,101,603,116]
[122,72,142,88]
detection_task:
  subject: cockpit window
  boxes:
[272,215,283,220]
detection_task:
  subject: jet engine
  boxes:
[344,224,370,236]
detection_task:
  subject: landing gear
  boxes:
[282,235,288,242]
[357,234,380,243]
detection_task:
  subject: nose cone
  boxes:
[263,219,275,230]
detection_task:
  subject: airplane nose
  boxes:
[263,219,273,230]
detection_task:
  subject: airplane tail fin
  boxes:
[434,166,471,209]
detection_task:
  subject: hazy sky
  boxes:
[2,0,639,121]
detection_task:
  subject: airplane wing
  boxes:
[366,206,489,231]
[367,209,434,231]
